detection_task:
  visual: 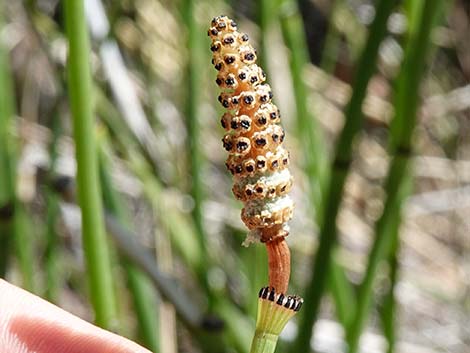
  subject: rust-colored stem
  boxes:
[265,237,290,294]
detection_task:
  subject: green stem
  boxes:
[44,191,60,300]
[291,1,398,351]
[346,2,443,352]
[280,0,358,331]
[328,255,356,327]
[0,5,35,291]
[64,0,117,329]
[250,331,278,353]
[99,145,159,352]
[14,205,35,291]
[279,0,327,216]
[44,110,62,302]
[0,3,16,277]
[257,0,275,70]
[380,236,400,353]
[319,0,340,74]
[378,174,411,353]
[346,170,407,353]
[181,0,210,292]
[247,246,268,317]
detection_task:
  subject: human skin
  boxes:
[0,279,151,353]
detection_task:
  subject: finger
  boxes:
[0,279,153,353]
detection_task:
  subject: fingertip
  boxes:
[0,280,152,353]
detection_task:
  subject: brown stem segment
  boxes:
[265,237,290,294]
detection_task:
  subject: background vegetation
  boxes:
[1,0,469,352]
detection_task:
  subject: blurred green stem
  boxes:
[44,110,62,302]
[247,245,268,317]
[380,234,400,353]
[378,173,411,353]
[64,0,117,328]
[128,151,203,272]
[99,144,159,352]
[319,0,339,74]
[291,1,398,351]
[346,2,442,352]
[279,2,357,329]
[257,0,275,69]
[0,3,16,277]
[0,5,35,291]
[346,161,406,353]
[279,0,327,216]
[328,253,356,327]
[181,0,210,295]
[44,190,60,300]
[13,206,35,291]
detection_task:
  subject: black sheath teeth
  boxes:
[268,289,275,302]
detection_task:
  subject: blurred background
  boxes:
[0,0,469,352]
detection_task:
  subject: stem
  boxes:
[319,1,340,74]
[346,2,443,352]
[181,0,210,292]
[328,254,356,327]
[44,190,60,300]
[0,5,35,291]
[380,235,400,353]
[250,331,278,353]
[279,0,327,215]
[266,238,290,294]
[64,0,117,328]
[104,215,204,328]
[345,170,404,353]
[44,110,62,302]
[248,245,269,317]
[98,145,160,352]
[0,3,16,277]
[128,151,203,271]
[278,8,357,327]
[257,0,275,70]
[291,1,398,351]
[14,206,35,291]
